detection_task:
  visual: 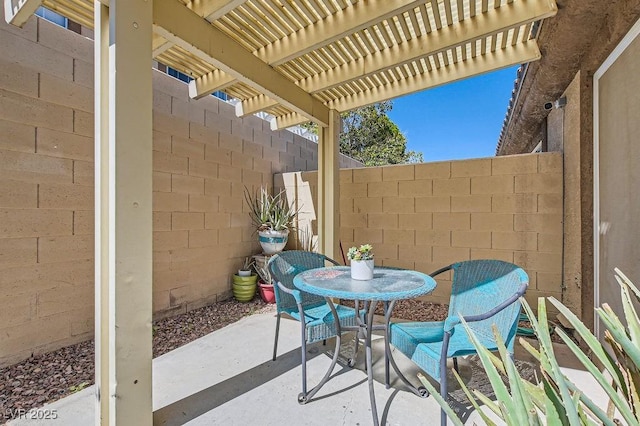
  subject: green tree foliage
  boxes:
[299,101,423,166]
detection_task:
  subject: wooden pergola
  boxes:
[5,0,556,424]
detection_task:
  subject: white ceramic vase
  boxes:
[258,229,289,254]
[350,259,374,280]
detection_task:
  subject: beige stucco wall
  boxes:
[0,14,360,367]
[277,153,564,307]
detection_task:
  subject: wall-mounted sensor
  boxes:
[544,97,567,111]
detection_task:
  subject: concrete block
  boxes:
[353,228,383,244]
[153,230,189,251]
[73,110,93,137]
[153,192,189,212]
[451,195,491,212]
[471,213,514,232]
[354,197,382,214]
[398,179,432,197]
[415,161,450,179]
[188,194,219,212]
[0,57,38,98]
[433,177,470,196]
[242,168,263,186]
[0,118,35,153]
[0,178,37,208]
[471,175,514,194]
[219,133,243,153]
[492,154,538,175]
[537,193,563,213]
[153,290,171,312]
[218,195,243,214]
[38,18,92,60]
[153,70,189,99]
[38,234,93,263]
[0,150,73,183]
[218,227,242,245]
[73,59,93,89]
[538,233,563,253]
[451,158,491,177]
[415,196,450,213]
[171,96,190,122]
[341,213,367,228]
[171,174,205,195]
[39,182,93,210]
[491,231,537,251]
[398,244,431,262]
[172,212,205,230]
[205,179,232,197]
[39,73,93,113]
[37,284,92,318]
[252,157,271,174]
[375,243,399,260]
[514,251,562,274]
[452,231,491,248]
[536,272,563,292]
[433,212,470,230]
[368,213,399,229]
[538,153,563,173]
[0,89,73,133]
[172,135,204,159]
[0,292,36,328]
[230,151,254,170]
[205,212,231,229]
[37,127,93,161]
[153,212,172,231]
[0,209,72,238]
[491,194,537,213]
[153,131,172,153]
[353,167,382,183]
[218,164,243,182]
[153,151,189,175]
[415,229,451,247]
[73,210,93,235]
[341,183,368,198]
[514,213,563,233]
[383,197,414,214]
[206,145,232,166]
[383,229,415,245]
[368,181,398,197]
[0,238,37,269]
[470,248,514,263]
[153,172,172,192]
[432,246,471,265]
[189,229,219,248]
[398,213,432,230]
[383,165,414,181]
[339,169,353,184]
[153,111,189,138]
[0,30,72,81]
[189,122,219,146]
[1,12,37,41]
[72,160,93,186]
[515,174,563,194]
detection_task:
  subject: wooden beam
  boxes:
[187,70,236,99]
[154,0,330,126]
[328,42,542,112]
[269,112,309,131]
[299,0,557,93]
[317,110,341,259]
[152,34,172,57]
[256,0,429,66]
[186,0,246,21]
[4,0,41,27]
[94,1,153,424]
[235,94,278,117]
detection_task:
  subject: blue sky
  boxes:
[388,66,519,162]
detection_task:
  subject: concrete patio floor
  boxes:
[9,310,606,426]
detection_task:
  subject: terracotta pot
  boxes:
[258,280,275,304]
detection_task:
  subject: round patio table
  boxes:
[294,266,436,426]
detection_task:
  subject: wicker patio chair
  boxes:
[387,259,529,426]
[268,250,365,403]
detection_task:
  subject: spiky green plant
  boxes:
[418,268,640,426]
[244,186,299,232]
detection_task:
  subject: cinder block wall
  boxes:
[0,14,360,367]
[277,153,564,307]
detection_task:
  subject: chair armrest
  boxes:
[276,281,303,304]
[430,265,453,278]
[444,282,528,331]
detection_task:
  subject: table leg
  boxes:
[366,301,379,426]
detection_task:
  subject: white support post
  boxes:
[317,110,341,260]
[94,1,153,425]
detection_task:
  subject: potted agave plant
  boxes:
[244,186,298,255]
[254,263,275,304]
[347,244,374,280]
